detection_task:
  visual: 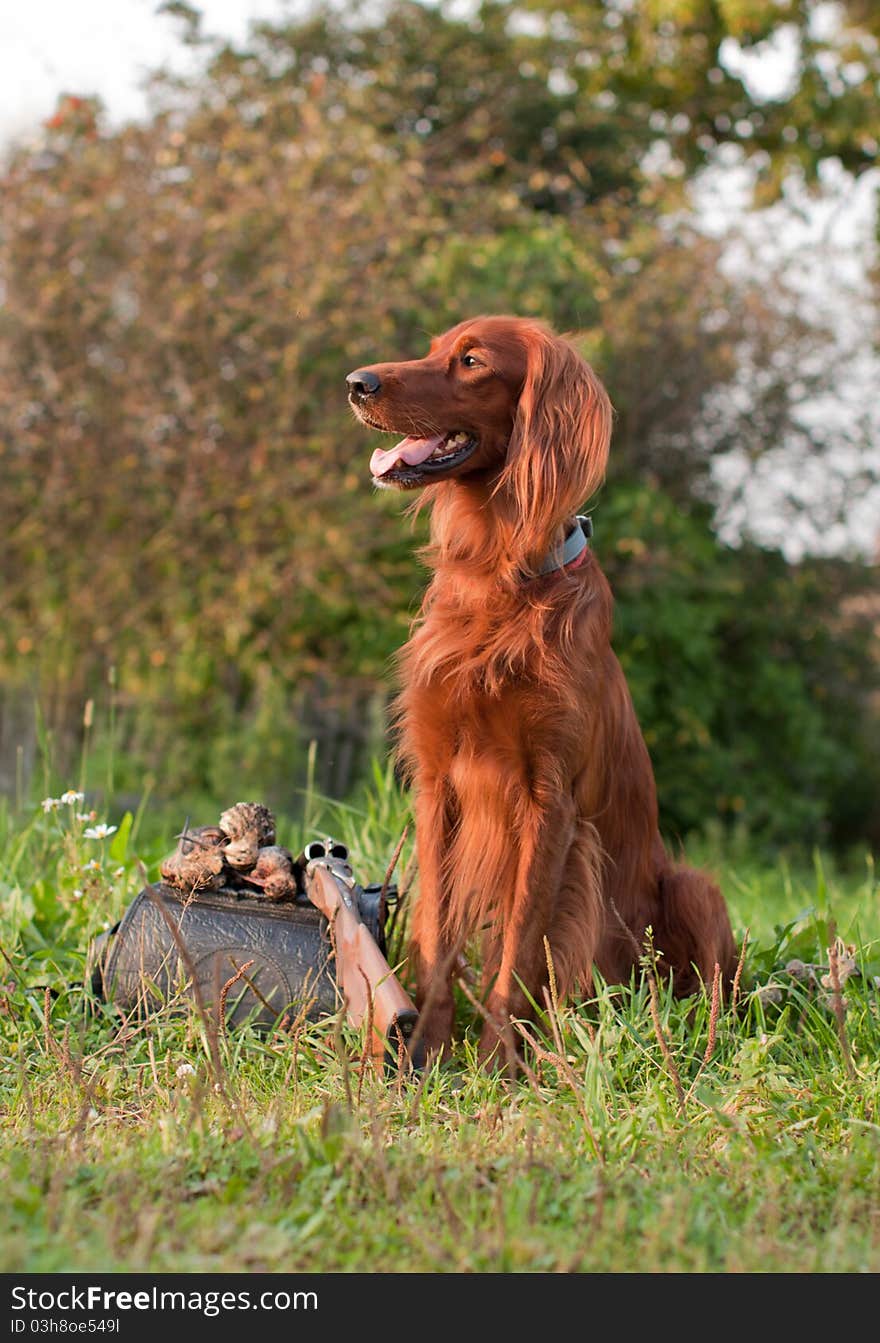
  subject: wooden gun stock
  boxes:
[300,841,422,1069]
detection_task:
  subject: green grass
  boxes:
[1,765,879,1273]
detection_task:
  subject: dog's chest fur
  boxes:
[396,587,583,802]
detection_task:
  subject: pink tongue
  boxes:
[370,434,445,477]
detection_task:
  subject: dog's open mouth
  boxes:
[368,429,479,482]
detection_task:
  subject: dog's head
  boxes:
[347,316,612,553]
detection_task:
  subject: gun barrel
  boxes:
[303,855,421,1068]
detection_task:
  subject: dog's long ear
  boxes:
[498,330,612,571]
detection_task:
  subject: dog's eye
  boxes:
[461,353,482,368]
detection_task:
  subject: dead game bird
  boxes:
[241,845,300,901]
[219,802,276,871]
[160,824,227,891]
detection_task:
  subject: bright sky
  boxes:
[1,0,295,144]
[0,0,807,146]
[2,0,877,558]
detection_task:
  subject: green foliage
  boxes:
[599,484,880,846]
[0,0,878,843]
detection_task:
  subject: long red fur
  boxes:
[349,316,737,1064]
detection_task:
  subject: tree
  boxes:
[1,0,877,839]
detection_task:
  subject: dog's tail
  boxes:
[653,864,737,996]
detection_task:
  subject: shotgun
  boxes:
[298,838,423,1070]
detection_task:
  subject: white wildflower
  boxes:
[41,797,60,813]
[175,1063,196,1078]
[77,811,97,822]
[83,823,117,840]
[82,859,102,872]
[72,888,83,900]
[60,790,85,805]
[113,866,125,878]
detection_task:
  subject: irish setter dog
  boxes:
[347,315,737,1065]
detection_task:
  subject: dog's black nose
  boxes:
[346,369,381,396]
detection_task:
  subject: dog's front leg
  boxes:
[408,778,457,1059]
[478,790,578,1069]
